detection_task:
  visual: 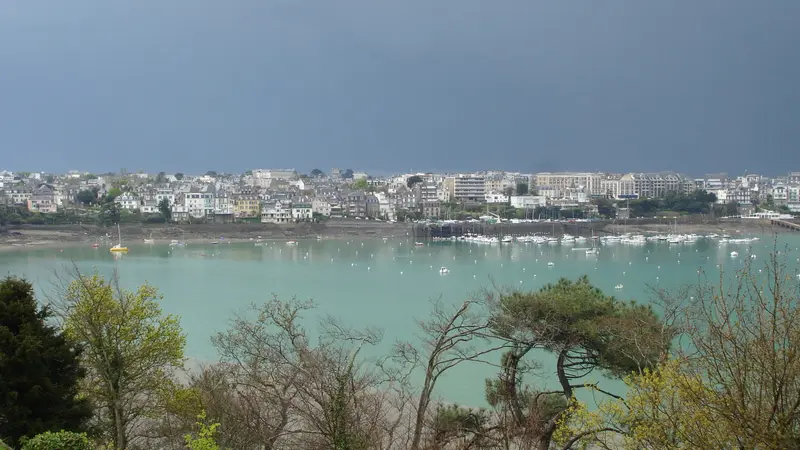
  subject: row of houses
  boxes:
[5,169,800,220]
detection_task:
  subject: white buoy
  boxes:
[367,266,370,271]
[400,271,403,275]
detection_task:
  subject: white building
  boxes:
[510,195,547,209]
[215,190,233,215]
[184,190,214,218]
[154,189,175,207]
[261,201,292,224]
[114,192,140,211]
[444,174,485,203]
[252,169,297,180]
[311,198,332,217]
[535,172,604,198]
[291,203,313,221]
[485,193,507,204]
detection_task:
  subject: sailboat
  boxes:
[144,232,154,244]
[110,224,129,253]
[586,230,598,254]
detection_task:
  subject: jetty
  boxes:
[770,219,800,231]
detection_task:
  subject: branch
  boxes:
[560,427,625,450]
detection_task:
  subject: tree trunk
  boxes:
[113,402,126,449]
[535,431,555,450]
[410,369,434,450]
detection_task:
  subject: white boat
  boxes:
[144,232,154,244]
[615,284,624,290]
[730,251,739,258]
[501,236,513,243]
[547,262,555,267]
[415,242,425,247]
[439,266,450,274]
[585,248,598,255]
[286,240,298,245]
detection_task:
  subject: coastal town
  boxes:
[0,169,799,227]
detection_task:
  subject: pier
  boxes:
[411,221,614,240]
[770,219,800,231]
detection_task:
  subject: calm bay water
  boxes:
[3,233,800,406]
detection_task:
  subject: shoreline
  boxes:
[0,221,412,252]
[1,218,795,252]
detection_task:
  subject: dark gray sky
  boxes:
[1,1,798,176]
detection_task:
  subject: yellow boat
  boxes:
[109,224,129,253]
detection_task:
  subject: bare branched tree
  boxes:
[390,297,506,450]
[210,295,391,449]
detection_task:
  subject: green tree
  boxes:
[341,169,354,179]
[515,183,528,195]
[105,187,122,202]
[155,172,167,184]
[485,276,671,450]
[311,168,325,177]
[75,190,96,206]
[158,198,172,222]
[97,202,120,227]
[175,173,185,180]
[183,411,223,450]
[352,178,369,190]
[20,431,92,450]
[593,198,617,218]
[406,175,423,188]
[0,277,91,448]
[557,251,800,449]
[205,171,218,177]
[503,187,514,205]
[62,274,186,450]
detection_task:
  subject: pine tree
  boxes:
[0,277,92,447]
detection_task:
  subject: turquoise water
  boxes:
[3,234,799,406]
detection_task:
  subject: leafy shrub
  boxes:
[21,431,92,450]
